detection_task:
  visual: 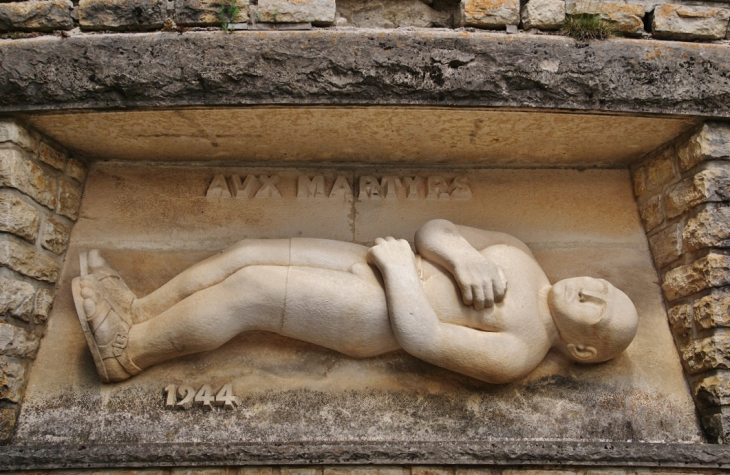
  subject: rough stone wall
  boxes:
[0,120,87,443]
[631,122,730,443]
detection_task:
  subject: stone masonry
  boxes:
[0,120,87,443]
[632,122,730,443]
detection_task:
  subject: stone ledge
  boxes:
[0,31,729,117]
[1,441,730,470]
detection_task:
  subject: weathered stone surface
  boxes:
[695,373,730,407]
[40,216,70,255]
[683,205,730,251]
[0,322,38,358]
[0,356,26,403]
[668,302,692,339]
[648,223,682,268]
[172,469,226,475]
[238,468,277,475]
[694,288,730,329]
[662,253,730,301]
[0,0,73,32]
[521,0,564,30]
[632,166,645,197]
[0,277,35,322]
[257,0,335,25]
[32,288,53,325]
[175,0,248,26]
[653,4,730,42]
[78,0,166,31]
[565,1,645,37]
[65,158,88,184]
[0,148,57,210]
[37,141,66,171]
[324,468,404,475]
[665,165,730,218]
[1,32,730,118]
[413,467,453,475]
[645,148,676,192]
[639,194,663,231]
[336,0,451,28]
[57,179,82,220]
[678,123,730,172]
[281,468,322,475]
[682,334,730,374]
[0,121,36,152]
[0,404,18,444]
[0,190,40,243]
[0,240,60,283]
[459,0,519,28]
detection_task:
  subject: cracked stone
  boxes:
[257,0,335,25]
[0,0,73,32]
[459,0,519,28]
[0,240,60,283]
[0,148,57,211]
[0,190,40,243]
[0,277,35,322]
[662,253,730,301]
[0,322,39,358]
[653,4,730,42]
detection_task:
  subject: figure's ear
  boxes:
[567,343,598,361]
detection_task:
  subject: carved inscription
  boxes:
[164,383,240,410]
[207,174,472,200]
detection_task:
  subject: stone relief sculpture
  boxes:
[72,219,639,384]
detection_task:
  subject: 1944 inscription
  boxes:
[164,383,239,410]
[206,174,472,201]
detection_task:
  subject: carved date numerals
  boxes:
[164,383,239,410]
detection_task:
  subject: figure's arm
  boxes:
[414,219,533,309]
[368,237,536,384]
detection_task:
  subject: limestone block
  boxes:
[664,165,730,219]
[0,240,60,283]
[238,469,277,475]
[172,469,228,475]
[459,0,520,28]
[257,0,336,25]
[639,194,664,231]
[694,288,730,329]
[565,1,645,37]
[33,288,54,325]
[701,405,730,444]
[78,0,167,31]
[0,190,41,243]
[0,277,35,321]
[336,0,451,28]
[0,121,37,152]
[632,166,646,197]
[0,0,73,32]
[413,467,453,475]
[645,148,676,192]
[662,253,730,301]
[65,158,88,184]
[0,322,39,358]
[678,123,730,172]
[667,302,692,339]
[0,356,27,403]
[281,469,321,475]
[175,0,248,27]
[648,222,682,268]
[683,205,730,252]
[324,468,405,475]
[0,148,57,210]
[0,404,18,444]
[38,141,67,171]
[521,0,564,30]
[695,374,730,407]
[653,4,730,42]
[57,179,82,220]
[682,334,730,374]
[40,216,70,255]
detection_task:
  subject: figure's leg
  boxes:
[77,265,288,381]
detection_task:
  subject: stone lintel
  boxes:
[0,31,729,117]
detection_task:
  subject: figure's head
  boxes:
[548,277,638,364]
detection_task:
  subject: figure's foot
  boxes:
[72,251,142,383]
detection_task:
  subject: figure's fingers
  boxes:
[493,276,506,303]
[460,282,473,306]
[473,284,485,310]
[385,236,397,242]
[374,237,386,245]
[483,282,495,308]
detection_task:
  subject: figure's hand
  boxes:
[453,255,507,310]
[367,237,416,272]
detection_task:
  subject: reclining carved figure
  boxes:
[72,219,639,384]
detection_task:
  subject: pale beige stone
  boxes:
[645,148,676,192]
[0,190,40,243]
[324,468,403,475]
[0,121,37,152]
[414,467,453,475]
[0,148,57,210]
[662,253,730,301]
[667,303,692,339]
[38,141,67,171]
[0,240,60,283]
[0,277,35,322]
[565,1,645,36]
[682,334,730,374]
[653,4,730,42]
[0,322,39,358]
[522,0,564,30]
[683,205,730,251]
[171,469,228,475]
[648,223,682,268]
[0,356,27,403]
[336,0,451,28]
[237,468,277,475]
[639,195,663,231]
[33,288,54,325]
[281,468,321,475]
[57,179,83,220]
[678,123,730,172]
[664,166,730,219]
[66,158,89,184]
[40,216,71,255]
[460,0,520,28]
[257,0,336,25]
[694,289,730,329]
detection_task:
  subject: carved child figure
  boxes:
[73,219,639,384]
